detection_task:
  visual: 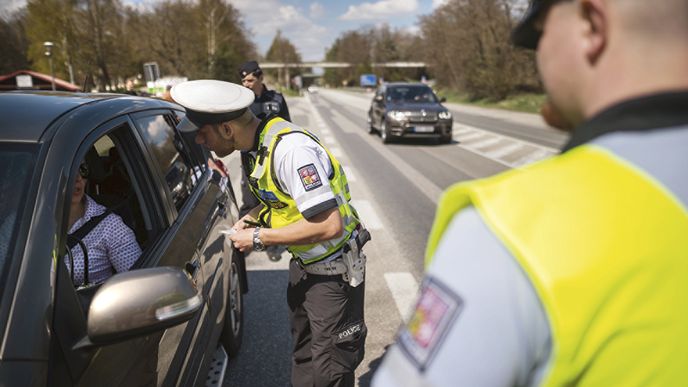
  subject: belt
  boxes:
[300,256,347,276]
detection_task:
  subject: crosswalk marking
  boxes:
[350,199,383,230]
[342,166,356,182]
[329,146,344,158]
[384,272,420,322]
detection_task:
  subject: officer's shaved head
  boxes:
[611,0,688,42]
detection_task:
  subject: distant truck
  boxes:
[360,74,377,88]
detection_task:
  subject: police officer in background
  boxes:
[238,60,291,259]
[240,60,291,122]
[171,80,368,387]
[373,0,688,386]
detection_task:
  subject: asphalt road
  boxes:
[222,89,569,387]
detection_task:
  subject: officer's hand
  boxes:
[233,215,257,231]
[229,228,254,253]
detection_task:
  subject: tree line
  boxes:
[1,0,259,91]
[1,0,539,100]
[325,0,541,100]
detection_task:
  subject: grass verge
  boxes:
[436,89,546,114]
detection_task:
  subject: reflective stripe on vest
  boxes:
[249,117,360,264]
[425,144,688,386]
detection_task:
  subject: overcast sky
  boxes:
[1,0,449,61]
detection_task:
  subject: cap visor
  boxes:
[177,116,199,132]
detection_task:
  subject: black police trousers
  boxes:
[287,259,367,387]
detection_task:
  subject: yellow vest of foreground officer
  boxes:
[248,117,360,264]
[426,145,688,386]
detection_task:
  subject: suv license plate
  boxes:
[414,125,435,133]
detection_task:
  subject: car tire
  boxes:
[381,120,393,144]
[221,254,244,358]
[440,134,452,144]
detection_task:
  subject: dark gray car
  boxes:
[368,82,453,144]
[0,92,247,386]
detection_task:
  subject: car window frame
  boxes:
[0,142,43,341]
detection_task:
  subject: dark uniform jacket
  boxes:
[250,85,291,121]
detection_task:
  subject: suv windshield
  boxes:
[0,144,36,287]
[387,86,438,103]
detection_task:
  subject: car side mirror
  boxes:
[440,97,447,103]
[84,267,202,346]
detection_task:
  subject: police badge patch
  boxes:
[398,276,463,372]
[297,164,322,191]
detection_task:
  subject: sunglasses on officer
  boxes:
[79,162,90,179]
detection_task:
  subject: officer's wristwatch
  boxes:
[253,227,266,251]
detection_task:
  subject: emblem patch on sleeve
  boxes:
[297,164,322,191]
[398,276,463,372]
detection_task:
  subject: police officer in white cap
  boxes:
[172,79,369,387]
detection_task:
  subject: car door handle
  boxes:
[185,259,201,280]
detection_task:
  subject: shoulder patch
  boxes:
[297,164,323,191]
[398,276,463,372]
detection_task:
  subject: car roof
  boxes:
[0,91,177,143]
[384,82,431,88]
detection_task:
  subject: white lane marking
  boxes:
[453,130,485,142]
[323,135,336,144]
[329,146,344,158]
[463,136,502,149]
[384,272,420,322]
[512,148,557,167]
[343,166,356,182]
[485,142,525,159]
[350,199,383,230]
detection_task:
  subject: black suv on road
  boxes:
[368,82,454,144]
[0,92,246,386]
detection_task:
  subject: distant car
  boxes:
[0,92,247,386]
[368,83,453,144]
[307,85,319,93]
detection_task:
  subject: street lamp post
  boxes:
[43,41,56,91]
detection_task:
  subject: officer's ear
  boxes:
[580,0,608,65]
[217,122,233,140]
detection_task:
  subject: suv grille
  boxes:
[406,110,438,122]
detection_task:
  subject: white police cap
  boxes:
[171,79,255,130]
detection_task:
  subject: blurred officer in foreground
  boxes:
[171,80,368,387]
[373,0,688,386]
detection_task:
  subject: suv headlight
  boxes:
[439,111,452,120]
[387,111,407,121]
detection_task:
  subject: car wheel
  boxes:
[221,255,244,357]
[440,134,452,144]
[381,120,393,144]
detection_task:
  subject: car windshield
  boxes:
[0,144,36,287]
[386,86,438,103]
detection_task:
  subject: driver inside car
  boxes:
[65,161,141,287]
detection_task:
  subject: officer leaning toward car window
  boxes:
[171,80,369,387]
[238,60,291,217]
[373,0,688,386]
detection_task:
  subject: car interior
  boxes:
[83,134,149,249]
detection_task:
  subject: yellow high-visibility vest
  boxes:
[248,117,360,264]
[426,145,688,386]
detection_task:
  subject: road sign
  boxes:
[360,74,377,87]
